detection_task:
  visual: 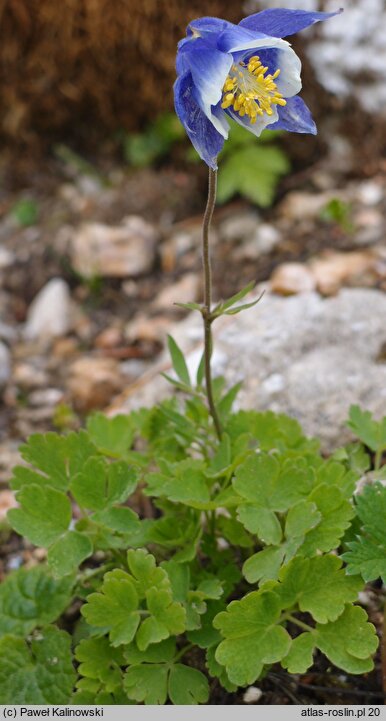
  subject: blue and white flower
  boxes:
[174,8,342,168]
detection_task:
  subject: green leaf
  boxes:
[81,570,140,646]
[145,463,210,505]
[167,335,191,386]
[71,458,138,511]
[217,383,243,420]
[196,351,205,387]
[226,410,317,453]
[223,298,263,315]
[123,642,208,705]
[213,282,255,314]
[347,405,386,454]
[126,549,169,597]
[233,454,311,512]
[91,506,140,534]
[48,531,93,577]
[342,483,386,583]
[214,590,291,686]
[298,485,354,555]
[206,645,237,693]
[168,665,209,705]
[12,431,96,491]
[174,302,202,312]
[136,586,186,650]
[0,566,74,637]
[0,627,76,703]
[124,638,176,665]
[75,637,125,693]
[243,547,285,584]
[8,485,71,546]
[282,633,314,674]
[284,500,321,539]
[217,144,290,207]
[86,413,134,457]
[216,517,253,548]
[237,505,282,544]
[277,555,362,623]
[315,606,378,674]
[10,198,39,226]
[124,664,169,705]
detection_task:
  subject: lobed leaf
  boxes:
[314,606,378,674]
[347,405,386,454]
[47,531,93,577]
[214,590,291,686]
[81,570,140,646]
[8,485,71,547]
[342,482,386,583]
[0,627,75,704]
[86,413,134,457]
[277,555,363,623]
[75,637,125,694]
[0,566,74,637]
[12,431,96,492]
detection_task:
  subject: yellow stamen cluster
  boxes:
[221,56,287,124]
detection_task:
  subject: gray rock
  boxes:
[24,278,73,341]
[111,288,386,451]
[71,217,158,278]
[0,341,11,389]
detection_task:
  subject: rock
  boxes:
[354,209,383,246]
[0,247,14,270]
[0,341,11,389]
[71,216,158,278]
[24,278,73,341]
[111,288,386,451]
[160,231,196,273]
[279,191,338,221]
[125,315,173,344]
[153,273,200,311]
[219,211,260,243]
[270,263,316,295]
[94,326,123,350]
[28,388,64,407]
[356,180,384,207]
[234,223,281,260]
[0,322,17,343]
[243,687,263,704]
[13,362,48,390]
[309,251,375,296]
[67,356,124,411]
[0,490,17,522]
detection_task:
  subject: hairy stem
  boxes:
[202,167,222,440]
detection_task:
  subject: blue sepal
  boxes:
[268,95,317,135]
[239,8,343,39]
[174,72,225,169]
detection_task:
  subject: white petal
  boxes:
[275,46,302,97]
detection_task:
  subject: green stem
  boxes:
[173,643,194,663]
[283,613,314,634]
[202,167,222,441]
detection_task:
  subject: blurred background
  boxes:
[0,0,386,517]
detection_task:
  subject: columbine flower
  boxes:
[174,8,342,169]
